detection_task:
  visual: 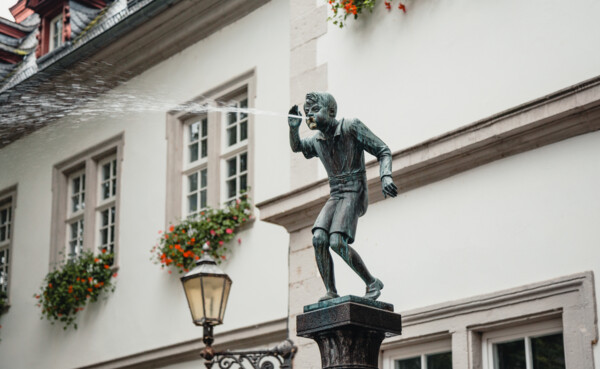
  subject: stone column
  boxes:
[296,296,402,369]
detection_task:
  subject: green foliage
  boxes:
[152,197,252,274]
[35,250,117,330]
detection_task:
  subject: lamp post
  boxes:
[181,245,296,369]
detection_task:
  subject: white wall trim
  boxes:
[379,271,597,369]
[77,317,288,369]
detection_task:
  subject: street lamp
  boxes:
[181,245,296,369]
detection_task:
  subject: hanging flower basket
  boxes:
[151,197,252,275]
[34,249,117,330]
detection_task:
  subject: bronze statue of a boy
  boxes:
[288,92,398,302]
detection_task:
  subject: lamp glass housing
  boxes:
[181,256,232,326]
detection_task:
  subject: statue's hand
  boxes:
[288,105,302,129]
[381,176,398,198]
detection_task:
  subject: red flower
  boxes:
[210,229,216,236]
[238,238,242,244]
[68,285,73,293]
[101,248,107,254]
[169,225,175,232]
[104,264,110,269]
[94,258,100,263]
[218,241,224,246]
[48,283,53,289]
[398,3,406,13]
[221,255,226,260]
[191,237,196,243]
[168,270,172,274]
[182,229,186,233]
[113,273,118,278]
[385,1,391,10]
[226,228,233,234]
[158,230,162,234]
[87,288,93,292]
[165,234,169,239]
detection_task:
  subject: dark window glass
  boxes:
[427,352,452,369]
[240,174,247,192]
[240,121,247,141]
[201,139,208,158]
[227,126,237,146]
[495,339,526,369]
[200,169,207,188]
[240,153,247,172]
[227,157,237,177]
[227,178,236,199]
[189,142,199,162]
[188,194,198,213]
[531,333,565,369]
[240,99,248,120]
[395,357,421,369]
[201,118,208,138]
[189,173,198,192]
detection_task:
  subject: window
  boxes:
[97,156,117,254]
[166,71,255,223]
[50,135,123,268]
[66,170,85,261]
[0,187,16,299]
[482,320,565,369]
[384,339,452,369]
[49,13,63,51]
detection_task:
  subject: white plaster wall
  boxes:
[0,1,290,368]
[327,131,600,367]
[317,0,600,154]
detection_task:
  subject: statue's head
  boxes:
[304,92,337,131]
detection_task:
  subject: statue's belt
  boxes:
[328,171,367,186]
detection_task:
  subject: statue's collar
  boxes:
[316,119,343,141]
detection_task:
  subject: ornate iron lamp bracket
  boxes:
[201,337,296,369]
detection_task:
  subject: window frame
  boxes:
[49,13,63,51]
[383,338,452,369]
[0,185,17,305]
[482,319,564,369]
[166,70,255,225]
[50,134,124,269]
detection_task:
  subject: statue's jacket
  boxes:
[298,118,393,242]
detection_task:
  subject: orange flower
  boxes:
[182,229,186,233]
[191,237,195,243]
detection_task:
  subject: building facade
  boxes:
[0,0,599,368]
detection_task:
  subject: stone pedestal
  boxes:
[296,296,402,369]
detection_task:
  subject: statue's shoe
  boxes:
[363,279,384,300]
[318,291,340,302]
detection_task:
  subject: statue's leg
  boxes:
[329,233,375,285]
[312,228,338,301]
[329,233,384,300]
